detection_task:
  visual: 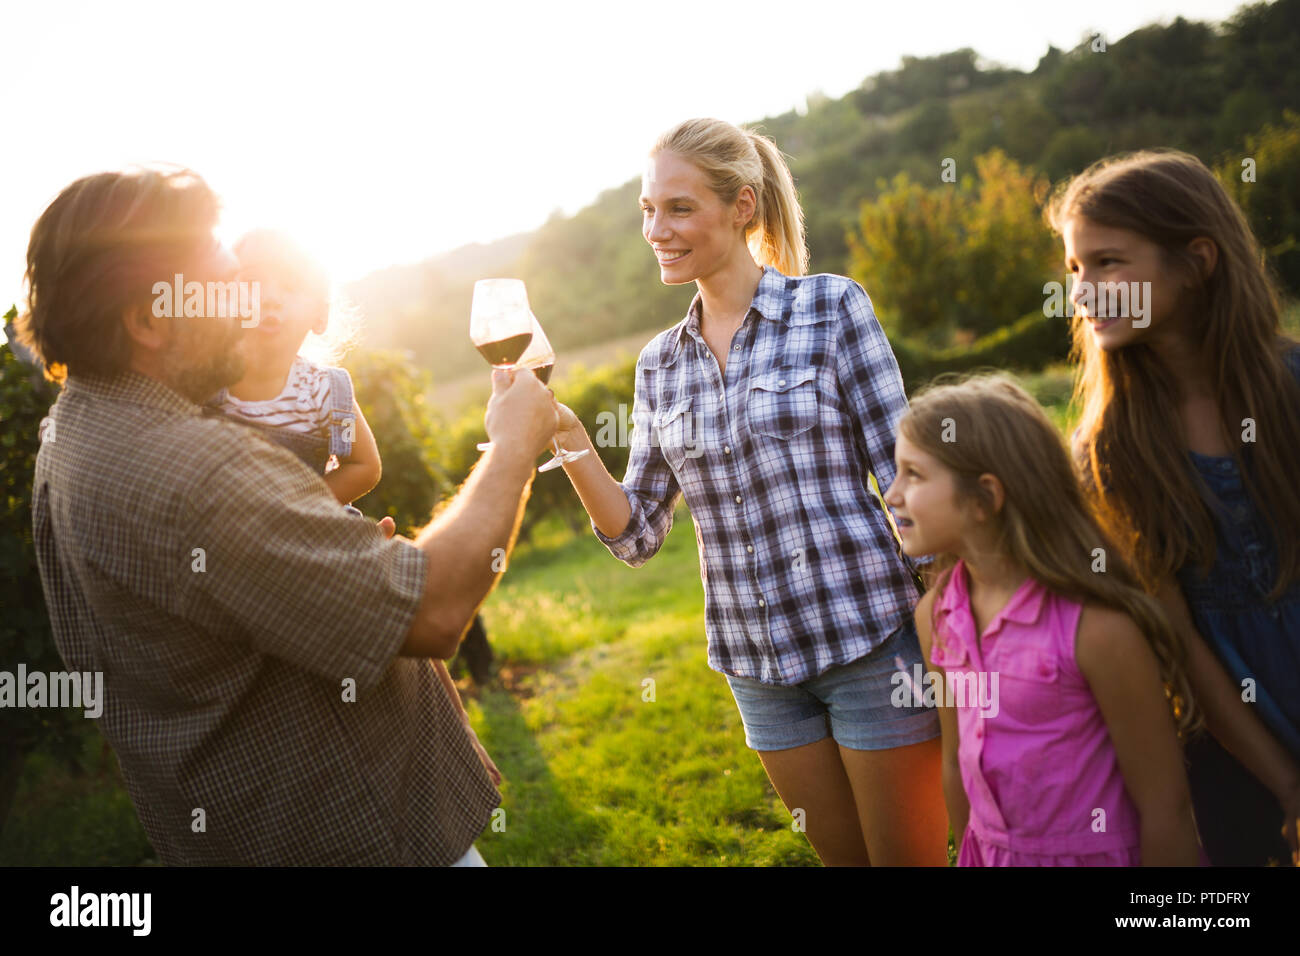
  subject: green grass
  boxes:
[467,506,818,866]
[1016,362,1079,434]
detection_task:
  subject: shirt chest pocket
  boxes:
[747,367,819,440]
[929,635,969,671]
[992,640,1060,695]
[654,395,697,467]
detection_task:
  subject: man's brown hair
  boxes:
[16,167,220,383]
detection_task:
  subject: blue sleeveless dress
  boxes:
[1178,345,1300,866]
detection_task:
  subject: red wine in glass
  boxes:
[476,333,533,368]
[470,280,532,369]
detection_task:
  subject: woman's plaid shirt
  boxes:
[594,267,925,685]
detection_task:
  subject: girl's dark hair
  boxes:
[1046,149,1300,600]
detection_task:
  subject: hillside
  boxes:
[341,0,1300,385]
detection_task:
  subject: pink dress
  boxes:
[928,560,1143,866]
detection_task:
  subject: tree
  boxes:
[341,348,449,535]
[1218,111,1300,296]
[846,172,964,344]
[0,308,82,838]
[900,100,956,155]
[847,150,1058,345]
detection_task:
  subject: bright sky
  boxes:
[0,0,1251,313]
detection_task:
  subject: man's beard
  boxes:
[159,316,246,404]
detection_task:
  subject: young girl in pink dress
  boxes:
[883,375,1202,865]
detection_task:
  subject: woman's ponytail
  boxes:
[746,130,808,277]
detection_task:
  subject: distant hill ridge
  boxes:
[342,0,1300,384]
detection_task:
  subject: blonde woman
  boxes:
[553,118,945,865]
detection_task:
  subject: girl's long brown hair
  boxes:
[902,374,1198,738]
[1045,149,1300,600]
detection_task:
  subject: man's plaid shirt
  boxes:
[595,266,925,685]
[30,369,499,865]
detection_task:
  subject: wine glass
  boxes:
[470,278,533,455]
[470,278,533,369]
[469,281,587,470]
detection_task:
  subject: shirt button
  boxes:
[758,599,765,607]
[733,344,740,351]
[723,446,731,454]
[747,545,754,553]
[777,379,786,387]
[735,495,742,503]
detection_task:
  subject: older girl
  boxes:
[1047,150,1300,865]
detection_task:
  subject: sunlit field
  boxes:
[1,370,1078,866]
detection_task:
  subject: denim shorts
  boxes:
[724,618,941,752]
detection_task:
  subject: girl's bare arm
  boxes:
[1076,603,1200,866]
[914,589,968,853]
[554,403,632,538]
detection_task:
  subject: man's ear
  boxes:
[975,472,1006,521]
[122,305,171,351]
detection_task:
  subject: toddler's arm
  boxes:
[325,399,381,506]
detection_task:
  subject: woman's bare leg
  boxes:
[756,738,872,866]
[837,737,948,866]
